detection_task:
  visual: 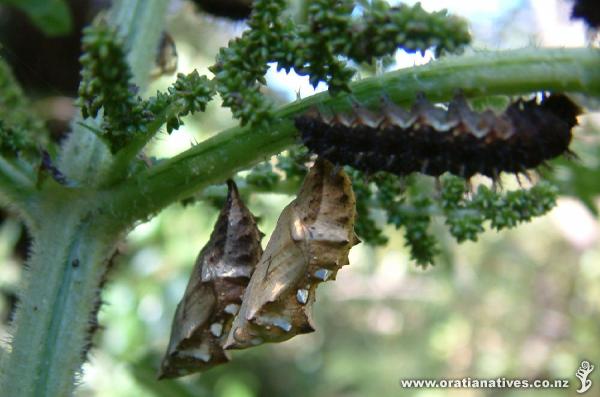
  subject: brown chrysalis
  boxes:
[158,180,263,378]
[223,158,359,349]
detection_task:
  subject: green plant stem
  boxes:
[108,47,600,226]
[0,1,169,396]
[0,195,123,396]
[103,103,181,186]
[198,176,303,202]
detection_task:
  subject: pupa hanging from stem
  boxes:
[159,180,263,378]
[224,158,359,349]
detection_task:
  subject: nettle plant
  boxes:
[0,0,599,395]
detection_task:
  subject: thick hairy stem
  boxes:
[0,196,123,396]
[0,1,169,396]
[108,47,600,226]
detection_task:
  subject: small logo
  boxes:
[576,360,594,394]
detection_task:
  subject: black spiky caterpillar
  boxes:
[295,93,581,179]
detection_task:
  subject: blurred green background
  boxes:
[1,1,599,396]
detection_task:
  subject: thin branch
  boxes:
[102,102,180,186]
[107,47,600,226]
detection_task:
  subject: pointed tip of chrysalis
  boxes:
[156,360,176,380]
[222,179,245,214]
[226,178,237,192]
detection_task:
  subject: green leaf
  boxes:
[1,0,72,36]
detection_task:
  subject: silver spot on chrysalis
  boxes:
[296,289,309,305]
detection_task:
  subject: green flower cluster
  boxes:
[77,22,215,152]
[0,60,47,157]
[147,71,215,133]
[245,161,280,189]
[441,175,558,242]
[211,0,471,126]
[77,21,150,152]
[0,121,33,155]
[349,171,440,266]
[288,0,356,93]
[350,172,558,266]
[209,0,289,127]
[350,170,397,246]
[389,194,439,267]
[346,2,471,60]
[244,147,310,191]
